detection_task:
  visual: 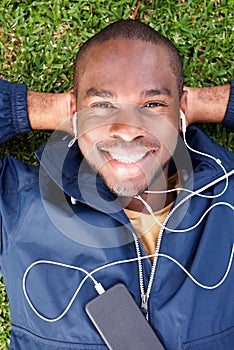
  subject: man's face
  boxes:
[76,39,183,197]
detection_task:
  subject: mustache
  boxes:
[97,139,160,151]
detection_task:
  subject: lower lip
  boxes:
[103,151,156,176]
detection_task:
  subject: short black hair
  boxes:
[74,19,184,98]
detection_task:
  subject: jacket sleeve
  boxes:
[0,79,32,259]
[222,80,234,129]
[0,78,32,144]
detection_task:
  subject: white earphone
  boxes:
[180,110,187,134]
[68,112,78,148]
[72,112,78,139]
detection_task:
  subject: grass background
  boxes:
[0,0,233,348]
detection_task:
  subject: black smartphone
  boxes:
[85,283,165,350]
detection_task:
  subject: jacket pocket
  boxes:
[10,325,107,350]
[182,326,234,349]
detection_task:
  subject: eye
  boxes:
[91,102,117,109]
[144,102,165,108]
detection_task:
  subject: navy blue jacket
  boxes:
[1,79,234,349]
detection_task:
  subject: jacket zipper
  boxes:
[132,181,207,320]
[132,205,169,320]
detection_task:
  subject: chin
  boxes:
[106,178,147,198]
[98,163,167,198]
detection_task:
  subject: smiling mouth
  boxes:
[98,139,160,166]
[100,151,154,165]
[108,151,151,164]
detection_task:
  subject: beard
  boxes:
[96,158,170,197]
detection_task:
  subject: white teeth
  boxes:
[109,152,147,164]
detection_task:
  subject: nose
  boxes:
[109,123,147,142]
[109,109,147,142]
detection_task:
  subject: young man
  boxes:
[0,20,234,349]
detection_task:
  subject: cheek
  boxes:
[146,118,179,155]
[77,127,106,158]
[78,111,111,140]
[77,131,95,157]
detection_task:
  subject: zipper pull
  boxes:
[141,293,149,313]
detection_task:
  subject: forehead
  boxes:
[77,39,178,98]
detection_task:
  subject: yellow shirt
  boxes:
[124,174,179,262]
[124,202,173,262]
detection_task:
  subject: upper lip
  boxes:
[98,140,160,153]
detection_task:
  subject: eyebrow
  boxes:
[84,87,172,99]
[141,88,172,98]
[85,88,117,99]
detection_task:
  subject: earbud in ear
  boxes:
[68,112,78,148]
[72,112,78,139]
[180,110,187,133]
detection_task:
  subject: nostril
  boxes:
[109,123,146,142]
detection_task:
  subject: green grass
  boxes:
[0,0,233,348]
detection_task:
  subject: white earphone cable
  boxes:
[23,240,234,322]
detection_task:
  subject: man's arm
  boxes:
[27,90,74,133]
[185,81,234,127]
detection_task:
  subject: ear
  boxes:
[69,91,77,132]
[70,90,77,115]
[179,90,188,132]
[67,92,78,147]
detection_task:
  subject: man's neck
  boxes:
[120,169,177,213]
